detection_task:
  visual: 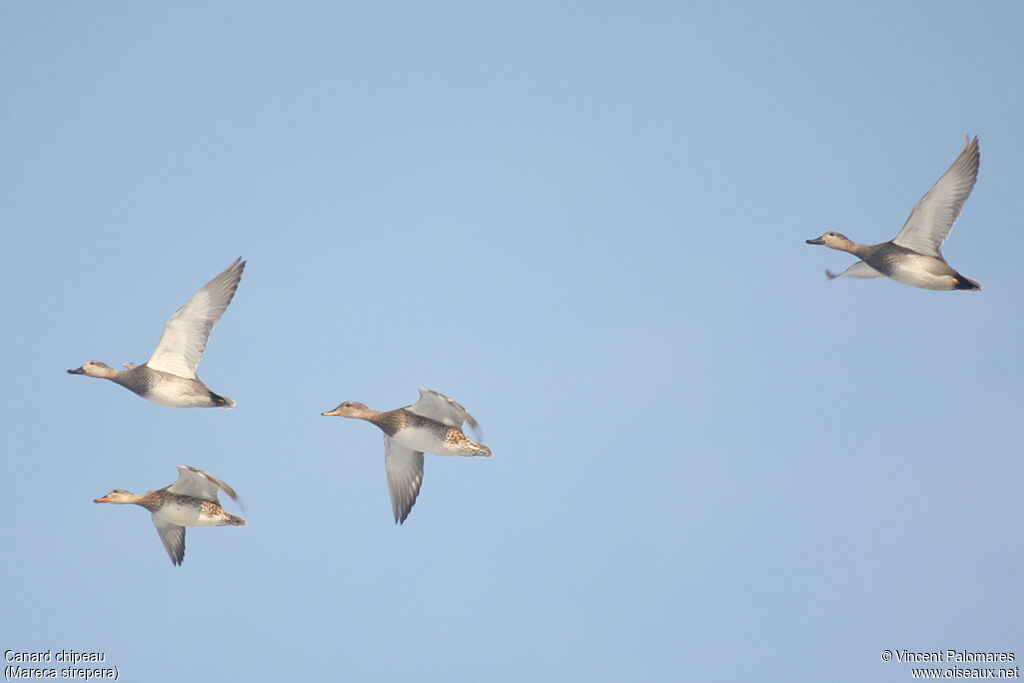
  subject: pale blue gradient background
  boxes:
[3,3,1023,681]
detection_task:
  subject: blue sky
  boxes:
[3,2,1023,681]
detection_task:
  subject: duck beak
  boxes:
[93,495,110,503]
[321,408,340,416]
[67,366,85,374]
[805,236,825,245]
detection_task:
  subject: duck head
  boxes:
[93,489,137,504]
[67,360,117,378]
[322,401,374,419]
[805,231,855,250]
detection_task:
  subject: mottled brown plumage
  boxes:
[322,388,491,523]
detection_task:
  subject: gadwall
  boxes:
[322,388,492,524]
[94,465,246,566]
[806,136,981,291]
[68,258,245,407]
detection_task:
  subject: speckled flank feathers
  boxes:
[94,465,246,566]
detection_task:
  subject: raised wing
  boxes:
[147,258,245,378]
[892,136,979,258]
[826,261,884,280]
[406,388,480,433]
[384,436,424,524]
[166,465,241,506]
[153,517,186,566]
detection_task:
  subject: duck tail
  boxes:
[211,392,236,408]
[225,513,247,526]
[953,273,982,291]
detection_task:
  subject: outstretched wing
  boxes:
[384,436,424,524]
[153,517,186,566]
[892,136,979,258]
[147,258,245,378]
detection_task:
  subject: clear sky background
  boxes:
[3,3,1023,681]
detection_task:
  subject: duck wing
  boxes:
[406,388,481,433]
[146,258,245,379]
[826,261,884,280]
[166,465,242,507]
[384,436,424,524]
[892,136,979,258]
[152,517,186,566]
